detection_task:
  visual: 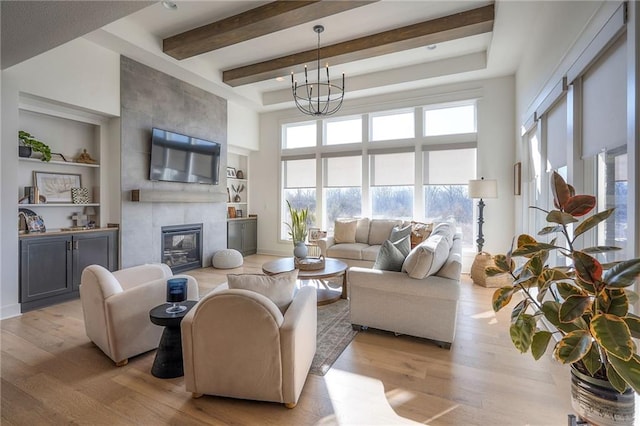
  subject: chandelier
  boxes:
[291,25,345,116]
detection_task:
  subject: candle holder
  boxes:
[166,278,188,314]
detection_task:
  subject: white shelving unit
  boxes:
[17,97,110,231]
[227,152,249,218]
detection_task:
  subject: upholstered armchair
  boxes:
[181,285,317,408]
[80,264,199,366]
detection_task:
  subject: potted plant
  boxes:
[489,171,640,424]
[285,200,309,259]
[19,130,51,162]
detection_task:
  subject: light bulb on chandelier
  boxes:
[291,25,345,116]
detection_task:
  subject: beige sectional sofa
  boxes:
[317,218,406,267]
[321,219,462,348]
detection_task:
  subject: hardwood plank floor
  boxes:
[1,254,573,425]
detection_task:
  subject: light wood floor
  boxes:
[1,254,572,425]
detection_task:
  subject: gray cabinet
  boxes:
[20,229,118,312]
[227,218,257,256]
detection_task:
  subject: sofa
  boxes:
[317,218,407,267]
[347,224,462,348]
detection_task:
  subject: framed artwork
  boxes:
[227,206,237,218]
[33,171,81,203]
[226,167,236,178]
[236,209,243,218]
[514,162,522,196]
[309,228,320,243]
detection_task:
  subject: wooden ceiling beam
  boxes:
[223,3,494,87]
[163,1,377,60]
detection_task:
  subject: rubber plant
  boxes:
[285,200,308,244]
[19,130,51,162]
[489,171,640,393]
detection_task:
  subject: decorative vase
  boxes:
[19,146,32,158]
[570,366,635,426]
[293,241,308,259]
[234,194,241,202]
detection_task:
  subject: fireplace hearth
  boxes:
[161,224,203,273]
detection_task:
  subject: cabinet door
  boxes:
[72,231,118,290]
[20,235,72,303]
[227,221,243,252]
[242,219,257,255]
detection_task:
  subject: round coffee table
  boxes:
[262,257,348,305]
[149,300,197,378]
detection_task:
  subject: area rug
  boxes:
[310,298,358,376]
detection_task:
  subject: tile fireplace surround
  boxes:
[119,56,228,268]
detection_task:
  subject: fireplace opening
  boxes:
[161,224,203,273]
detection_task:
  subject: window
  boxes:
[283,122,316,149]
[423,148,476,249]
[325,117,362,145]
[597,147,627,261]
[424,104,476,136]
[324,156,362,226]
[282,158,316,239]
[370,152,414,219]
[370,110,414,141]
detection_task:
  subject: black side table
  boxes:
[149,300,197,379]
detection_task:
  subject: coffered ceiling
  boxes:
[5,1,541,113]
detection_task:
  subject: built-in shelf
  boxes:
[19,157,100,168]
[131,189,227,203]
[19,203,100,207]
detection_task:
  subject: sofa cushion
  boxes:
[368,219,400,245]
[334,219,358,244]
[327,243,369,260]
[436,234,462,280]
[373,239,406,272]
[361,245,382,262]
[355,218,370,244]
[227,270,298,313]
[402,234,451,279]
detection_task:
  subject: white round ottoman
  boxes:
[212,249,243,269]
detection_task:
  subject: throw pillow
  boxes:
[373,239,406,272]
[368,219,400,245]
[402,234,451,279]
[392,235,411,257]
[227,270,298,313]
[431,221,456,245]
[390,224,411,242]
[334,219,357,244]
[410,221,433,248]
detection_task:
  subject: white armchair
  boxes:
[80,263,199,366]
[181,285,317,408]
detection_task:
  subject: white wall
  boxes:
[0,38,120,318]
[253,76,515,268]
[228,101,259,151]
[513,1,619,233]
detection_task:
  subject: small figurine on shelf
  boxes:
[236,170,244,179]
[231,184,245,202]
[76,149,97,164]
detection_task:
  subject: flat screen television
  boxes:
[149,128,221,185]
